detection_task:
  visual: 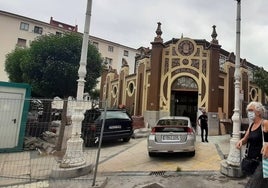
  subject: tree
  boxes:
[5,32,103,98]
[89,89,100,109]
[253,67,268,95]
[5,47,30,83]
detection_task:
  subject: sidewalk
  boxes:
[98,136,222,172]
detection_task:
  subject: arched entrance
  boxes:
[170,76,198,127]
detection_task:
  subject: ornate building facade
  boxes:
[100,23,267,135]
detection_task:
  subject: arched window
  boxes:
[172,76,197,90]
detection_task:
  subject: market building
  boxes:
[100,22,267,135]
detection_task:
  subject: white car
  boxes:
[147,116,196,157]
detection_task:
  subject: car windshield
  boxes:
[157,119,188,126]
[98,111,131,120]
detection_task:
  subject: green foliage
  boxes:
[253,67,268,95]
[89,89,100,109]
[5,32,102,98]
[5,47,30,82]
[89,89,100,101]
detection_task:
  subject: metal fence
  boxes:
[0,97,102,187]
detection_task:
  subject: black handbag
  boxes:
[240,122,260,176]
[241,157,259,175]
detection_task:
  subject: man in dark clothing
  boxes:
[197,111,208,142]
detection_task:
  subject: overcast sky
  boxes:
[1,0,268,70]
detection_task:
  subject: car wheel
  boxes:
[188,151,195,157]
[122,137,131,142]
[148,152,157,157]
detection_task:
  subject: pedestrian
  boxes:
[197,109,209,142]
[236,101,268,188]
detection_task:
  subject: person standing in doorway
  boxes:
[197,110,209,142]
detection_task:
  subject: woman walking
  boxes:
[236,101,268,188]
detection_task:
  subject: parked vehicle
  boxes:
[147,116,196,157]
[81,109,133,147]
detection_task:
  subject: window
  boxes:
[219,54,227,71]
[34,26,43,34]
[105,57,113,67]
[108,46,114,52]
[112,86,118,97]
[93,42,99,49]
[172,76,198,90]
[127,82,135,96]
[56,31,62,36]
[20,22,29,31]
[250,88,257,101]
[17,38,26,47]
[124,50,129,57]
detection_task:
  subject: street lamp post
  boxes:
[220,0,243,177]
[60,0,93,168]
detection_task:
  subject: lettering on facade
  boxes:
[171,68,199,78]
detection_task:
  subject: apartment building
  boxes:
[0,10,139,82]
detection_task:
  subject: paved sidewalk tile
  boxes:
[97,138,221,172]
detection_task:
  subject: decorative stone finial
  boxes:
[154,22,163,42]
[211,25,218,44]
[156,22,162,36]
